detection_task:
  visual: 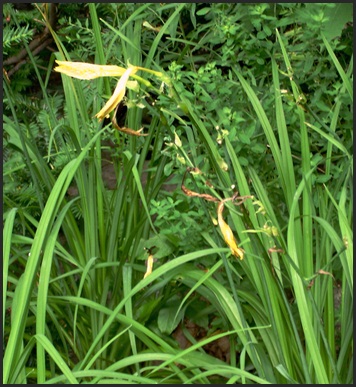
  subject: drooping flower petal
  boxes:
[95,66,138,120]
[54,60,127,80]
[143,253,154,279]
[217,201,244,260]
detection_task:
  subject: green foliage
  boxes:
[3,2,353,384]
[3,4,46,89]
[152,2,352,219]
[3,24,34,55]
[150,194,211,254]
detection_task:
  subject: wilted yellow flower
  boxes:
[54,60,139,121]
[54,60,167,135]
[217,201,244,260]
[95,66,137,120]
[143,253,154,279]
[54,60,128,79]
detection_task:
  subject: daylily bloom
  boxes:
[95,66,137,120]
[54,60,128,79]
[143,253,154,279]
[217,201,244,260]
[54,60,139,121]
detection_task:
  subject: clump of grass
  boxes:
[3,3,352,384]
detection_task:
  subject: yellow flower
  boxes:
[143,253,154,279]
[54,60,128,79]
[95,66,137,121]
[54,60,139,121]
[217,201,244,260]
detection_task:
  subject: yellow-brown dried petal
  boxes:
[54,60,127,80]
[143,254,154,278]
[95,66,137,121]
[217,202,244,260]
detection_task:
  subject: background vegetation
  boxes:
[3,3,353,384]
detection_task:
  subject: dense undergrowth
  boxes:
[3,3,353,384]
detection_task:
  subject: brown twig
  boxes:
[3,4,57,76]
[7,37,53,77]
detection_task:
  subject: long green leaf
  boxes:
[321,33,353,102]
[287,169,328,383]
[35,334,79,384]
[3,128,105,384]
[3,208,18,330]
